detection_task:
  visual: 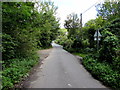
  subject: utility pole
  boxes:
[80,1,99,31]
[80,13,82,40]
[80,13,82,30]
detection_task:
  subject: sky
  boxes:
[49,0,104,28]
[5,0,104,28]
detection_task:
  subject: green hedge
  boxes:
[83,55,120,89]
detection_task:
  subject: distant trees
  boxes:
[61,13,83,52]
[36,1,60,48]
[54,0,120,88]
[55,0,120,70]
[64,13,80,38]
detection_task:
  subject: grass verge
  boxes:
[73,53,88,58]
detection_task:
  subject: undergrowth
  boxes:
[2,54,39,89]
[82,55,120,89]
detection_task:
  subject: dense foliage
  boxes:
[2,56,38,89]
[96,1,120,21]
[56,13,83,52]
[2,1,59,89]
[98,18,120,72]
[55,0,120,89]
[64,13,80,38]
[83,55,120,89]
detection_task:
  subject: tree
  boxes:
[98,18,120,65]
[35,1,60,48]
[2,2,36,60]
[63,13,85,51]
[2,1,60,61]
[64,13,80,38]
[83,16,105,48]
[96,0,120,21]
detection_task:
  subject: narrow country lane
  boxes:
[24,43,108,88]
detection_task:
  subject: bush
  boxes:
[71,37,83,49]
[2,33,18,61]
[2,76,13,89]
[84,47,95,53]
[112,56,120,71]
[83,55,120,89]
[99,30,119,63]
[82,39,90,48]
[55,35,74,50]
[2,55,39,89]
[2,2,59,89]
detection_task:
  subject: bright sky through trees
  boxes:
[3,0,103,28]
[50,0,104,28]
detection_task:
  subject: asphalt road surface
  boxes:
[24,42,107,88]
